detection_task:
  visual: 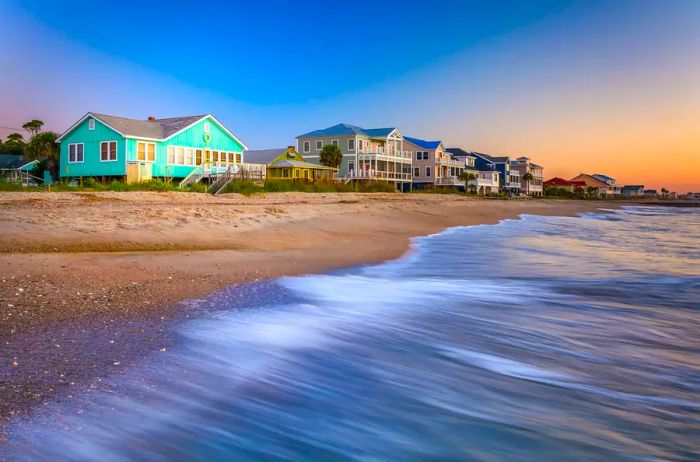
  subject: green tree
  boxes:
[22,119,44,137]
[1,133,25,154]
[459,171,477,193]
[319,144,343,170]
[24,131,60,179]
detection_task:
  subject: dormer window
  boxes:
[88,119,95,130]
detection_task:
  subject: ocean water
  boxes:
[4,206,700,461]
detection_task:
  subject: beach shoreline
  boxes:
[0,192,617,431]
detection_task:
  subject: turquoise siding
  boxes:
[59,117,126,178]
[59,115,245,179]
[125,116,245,178]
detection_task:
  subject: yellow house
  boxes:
[244,147,336,182]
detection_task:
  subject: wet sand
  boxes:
[0,191,616,430]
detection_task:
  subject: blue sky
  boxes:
[1,0,698,190]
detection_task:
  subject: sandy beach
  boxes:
[0,192,614,430]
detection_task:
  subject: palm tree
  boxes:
[319,144,343,170]
[522,172,534,195]
[24,131,60,179]
[459,171,477,193]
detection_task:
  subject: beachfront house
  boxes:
[56,113,259,184]
[643,189,658,197]
[592,174,622,196]
[296,123,412,191]
[510,157,544,197]
[0,153,41,185]
[244,147,336,182]
[403,137,464,188]
[544,177,587,194]
[471,152,520,195]
[446,148,498,195]
[570,173,614,197]
[622,185,645,197]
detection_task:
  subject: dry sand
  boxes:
[0,191,615,429]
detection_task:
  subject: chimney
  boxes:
[147,116,156,121]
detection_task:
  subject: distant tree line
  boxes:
[0,119,59,179]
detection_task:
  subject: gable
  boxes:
[165,115,246,151]
[58,114,124,144]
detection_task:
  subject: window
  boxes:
[348,139,355,151]
[195,150,203,165]
[303,141,310,153]
[88,119,95,130]
[137,142,155,162]
[174,147,183,165]
[357,140,364,152]
[204,122,211,134]
[168,146,175,164]
[348,160,355,172]
[235,153,242,163]
[316,140,323,150]
[332,139,339,146]
[414,167,420,177]
[68,143,84,163]
[416,151,429,160]
[184,148,194,165]
[426,166,432,177]
[100,141,117,161]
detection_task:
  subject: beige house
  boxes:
[296,123,412,191]
[403,136,464,188]
[510,157,544,196]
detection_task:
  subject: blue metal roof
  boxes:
[297,123,396,138]
[404,136,442,150]
[592,173,615,182]
[363,127,395,137]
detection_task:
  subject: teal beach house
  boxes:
[57,113,248,182]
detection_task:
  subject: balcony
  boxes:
[346,169,412,181]
[357,149,413,160]
[437,156,462,167]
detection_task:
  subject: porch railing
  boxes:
[346,169,412,181]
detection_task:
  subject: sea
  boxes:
[3,205,699,461]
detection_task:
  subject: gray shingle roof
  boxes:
[244,149,287,164]
[91,113,207,139]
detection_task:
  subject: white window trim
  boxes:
[348,138,356,151]
[414,167,420,177]
[136,141,156,163]
[88,119,95,130]
[99,140,118,162]
[425,166,431,177]
[303,141,310,153]
[331,139,339,146]
[316,140,323,150]
[68,143,85,163]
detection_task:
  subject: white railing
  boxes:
[358,149,413,159]
[346,169,412,181]
[436,176,463,186]
[437,157,462,167]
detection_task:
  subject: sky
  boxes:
[0,0,698,192]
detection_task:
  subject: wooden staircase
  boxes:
[208,168,236,195]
